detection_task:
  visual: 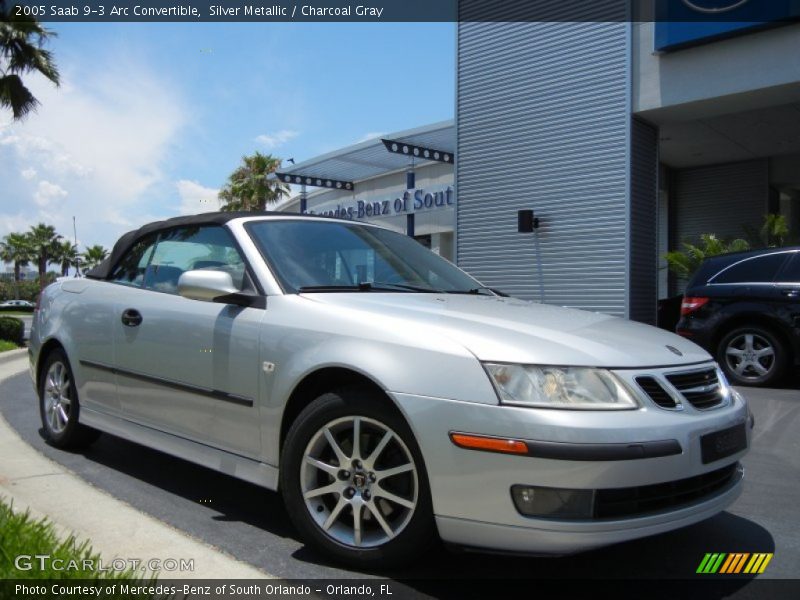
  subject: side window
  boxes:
[711,253,789,285]
[109,235,158,287]
[143,226,246,295]
[776,254,800,284]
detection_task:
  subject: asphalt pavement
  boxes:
[0,370,797,594]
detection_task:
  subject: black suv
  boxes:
[676,247,800,387]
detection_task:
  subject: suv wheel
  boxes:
[39,349,101,448]
[280,387,435,567]
[717,326,787,387]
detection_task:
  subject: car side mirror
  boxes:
[178,269,265,308]
[178,270,240,302]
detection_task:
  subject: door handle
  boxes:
[121,308,143,327]
[781,290,799,298]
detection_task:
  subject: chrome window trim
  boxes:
[708,250,797,285]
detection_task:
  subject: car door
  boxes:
[111,225,265,458]
[774,251,800,328]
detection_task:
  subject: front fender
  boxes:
[256,296,499,465]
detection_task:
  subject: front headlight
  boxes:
[483,363,638,410]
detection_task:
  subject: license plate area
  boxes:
[701,423,747,464]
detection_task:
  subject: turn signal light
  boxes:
[450,433,529,455]
[680,296,709,316]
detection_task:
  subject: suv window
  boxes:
[776,253,800,284]
[711,253,789,285]
[143,226,246,294]
[109,234,158,287]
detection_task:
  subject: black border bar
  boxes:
[7,1,800,23]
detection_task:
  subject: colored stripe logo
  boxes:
[697,553,773,574]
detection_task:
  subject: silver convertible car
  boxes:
[29,212,752,566]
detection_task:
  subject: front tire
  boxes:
[717,326,787,387]
[39,349,100,449]
[280,387,435,567]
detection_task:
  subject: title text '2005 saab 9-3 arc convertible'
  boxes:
[29,212,752,567]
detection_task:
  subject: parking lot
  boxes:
[0,371,797,595]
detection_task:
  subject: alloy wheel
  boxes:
[300,416,418,548]
[724,332,775,380]
[44,361,72,434]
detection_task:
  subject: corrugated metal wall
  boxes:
[669,159,768,294]
[629,118,659,324]
[456,19,632,317]
[672,160,768,248]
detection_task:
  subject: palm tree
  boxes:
[82,245,108,271]
[54,239,78,277]
[0,231,32,298]
[218,152,289,211]
[0,1,60,120]
[26,223,61,289]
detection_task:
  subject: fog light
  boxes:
[511,485,594,519]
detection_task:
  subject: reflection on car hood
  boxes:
[301,293,712,368]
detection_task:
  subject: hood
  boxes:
[300,293,712,368]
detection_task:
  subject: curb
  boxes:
[0,358,269,579]
[0,347,27,366]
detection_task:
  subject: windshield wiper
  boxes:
[368,281,444,293]
[297,282,442,294]
[445,286,503,296]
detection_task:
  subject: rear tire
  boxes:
[280,386,435,567]
[39,349,101,449]
[717,326,787,387]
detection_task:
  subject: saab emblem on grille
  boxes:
[666,345,683,356]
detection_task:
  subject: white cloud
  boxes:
[1,133,90,177]
[0,56,187,248]
[176,180,219,215]
[33,181,68,207]
[255,129,298,149]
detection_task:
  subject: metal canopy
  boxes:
[275,173,354,190]
[272,120,454,187]
[381,138,454,164]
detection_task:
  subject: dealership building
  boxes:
[277,9,800,325]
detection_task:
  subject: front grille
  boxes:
[666,368,724,410]
[635,376,677,408]
[594,463,740,519]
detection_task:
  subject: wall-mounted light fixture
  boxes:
[518,209,540,233]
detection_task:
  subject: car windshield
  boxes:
[246,219,489,294]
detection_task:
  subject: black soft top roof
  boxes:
[86,210,292,280]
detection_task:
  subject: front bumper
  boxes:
[390,379,750,554]
[437,466,742,554]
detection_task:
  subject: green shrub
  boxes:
[0,279,43,302]
[0,317,23,345]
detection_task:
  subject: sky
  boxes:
[0,21,455,255]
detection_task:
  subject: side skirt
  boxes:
[81,407,279,491]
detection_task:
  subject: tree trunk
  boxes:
[13,262,21,300]
[39,254,46,291]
